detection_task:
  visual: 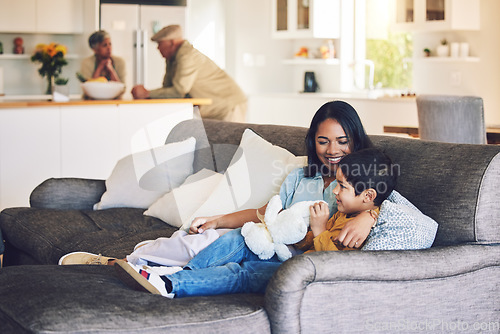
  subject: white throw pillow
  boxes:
[94,137,196,210]
[144,168,224,227]
[179,129,307,231]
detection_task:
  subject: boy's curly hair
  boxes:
[339,148,398,206]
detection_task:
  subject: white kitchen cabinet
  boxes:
[36,0,84,34]
[0,101,195,210]
[61,103,193,180]
[272,0,340,39]
[0,0,37,33]
[0,108,61,209]
[392,0,480,32]
[60,105,120,180]
[0,0,83,34]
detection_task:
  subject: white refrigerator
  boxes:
[100,3,187,98]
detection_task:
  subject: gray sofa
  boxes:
[0,118,499,333]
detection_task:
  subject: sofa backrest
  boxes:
[166,119,500,247]
[370,135,500,246]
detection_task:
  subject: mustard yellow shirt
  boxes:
[295,207,380,252]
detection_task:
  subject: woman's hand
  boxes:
[336,211,374,248]
[189,215,224,234]
[309,202,329,237]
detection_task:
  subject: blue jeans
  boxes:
[167,228,282,297]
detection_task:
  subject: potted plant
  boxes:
[423,48,431,57]
[436,39,449,57]
[53,77,70,102]
[31,42,68,95]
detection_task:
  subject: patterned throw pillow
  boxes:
[362,190,438,251]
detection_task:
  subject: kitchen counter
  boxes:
[0,97,212,109]
[247,92,418,135]
[250,92,417,102]
[0,97,201,210]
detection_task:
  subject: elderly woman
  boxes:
[80,30,125,83]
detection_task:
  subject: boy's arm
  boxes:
[309,202,329,237]
[294,202,329,251]
[311,211,349,252]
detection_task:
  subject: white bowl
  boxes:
[81,81,125,100]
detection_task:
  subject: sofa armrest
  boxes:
[265,244,500,333]
[30,178,106,210]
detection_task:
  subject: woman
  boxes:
[188,100,374,245]
[80,30,125,83]
[114,100,380,297]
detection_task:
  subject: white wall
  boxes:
[412,0,500,125]
[222,0,293,95]
[186,0,226,69]
[476,0,500,125]
[221,0,500,126]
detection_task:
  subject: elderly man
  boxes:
[131,25,247,122]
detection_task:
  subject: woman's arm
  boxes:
[189,204,267,234]
[104,59,121,82]
[336,211,376,248]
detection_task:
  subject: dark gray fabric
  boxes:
[265,245,500,333]
[30,178,106,210]
[416,95,487,144]
[0,207,176,265]
[203,119,309,158]
[0,265,270,334]
[475,153,500,243]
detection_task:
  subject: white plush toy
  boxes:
[241,195,326,261]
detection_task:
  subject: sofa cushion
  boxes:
[144,169,224,228]
[370,135,500,246]
[94,137,196,210]
[363,190,438,250]
[0,207,178,265]
[180,128,307,231]
[0,265,270,333]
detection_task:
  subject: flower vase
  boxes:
[53,84,70,102]
[46,75,53,95]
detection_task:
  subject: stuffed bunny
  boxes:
[241,195,326,261]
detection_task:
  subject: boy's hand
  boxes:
[309,202,329,237]
[336,211,374,248]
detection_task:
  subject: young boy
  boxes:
[115,148,398,298]
[296,147,397,252]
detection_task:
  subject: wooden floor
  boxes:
[383,126,500,145]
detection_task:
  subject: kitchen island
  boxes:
[0,98,211,210]
[247,92,418,135]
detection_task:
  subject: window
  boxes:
[365,0,413,90]
[366,32,413,90]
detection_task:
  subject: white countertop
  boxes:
[249,91,416,103]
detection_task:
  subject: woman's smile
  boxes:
[325,155,344,164]
[315,118,352,174]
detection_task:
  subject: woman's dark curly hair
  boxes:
[304,100,372,177]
